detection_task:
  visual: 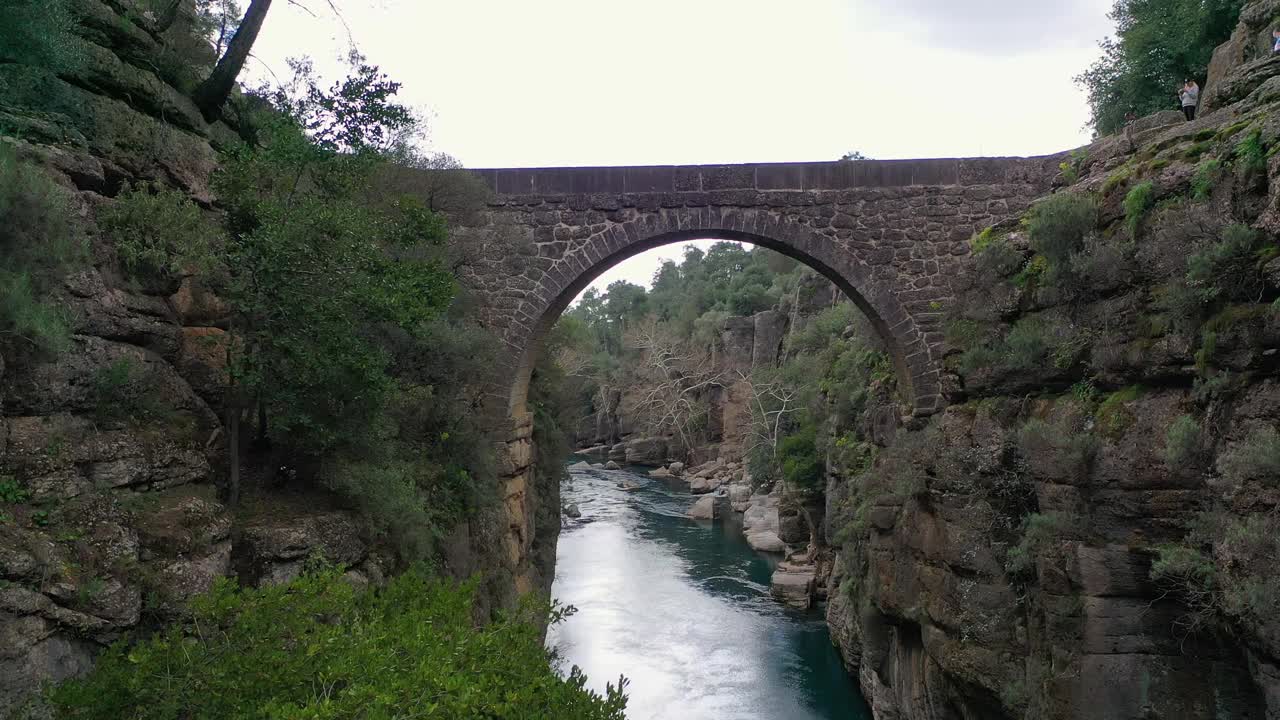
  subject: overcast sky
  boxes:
[247,0,1117,293]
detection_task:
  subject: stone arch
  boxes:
[502,208,945,424]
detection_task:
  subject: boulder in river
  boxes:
[605,460,621,471]
[668,461,685,476]
[648,467,672,478]
[689,474,726,495]
[563,503,582,519]
[687,495,716,521]
[770,562,816,609]
[624,436,667,465]
[747,530,785,553]
[568,461,593,471]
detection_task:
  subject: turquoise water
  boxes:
[547,462,872,720]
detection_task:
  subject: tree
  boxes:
[623,317,725,453]
[1077,0,1245,135]
[214,60,455,503]
[839,150,869,161]
[193,0,272,120]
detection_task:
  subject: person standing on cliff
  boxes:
[1273,28,1280,55]
[1180,79,1200,121]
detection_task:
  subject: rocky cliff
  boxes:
[0,4,544,714]
[824,3,1280,717]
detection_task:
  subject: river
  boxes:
[547,460,872,720]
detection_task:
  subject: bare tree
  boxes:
[624,318,725,453]
[738,369,803,462]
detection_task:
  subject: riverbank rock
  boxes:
[689,474,727,494]
[563,503,581,519]
[747,530,785,553]
[623,437,666,465]
[770,562,817,609]
[668,461,685,476]
[729,484,752,512]
[567,461,593,471]
[578,444,610,459]
[604,460,621,471]
[687,495,716,520]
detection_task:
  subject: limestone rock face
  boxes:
[623,436,667,466]
[770,562,816,609]
[687,495,716,520]
[235,512,368,587]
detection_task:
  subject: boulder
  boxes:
[608,443,627,462]
[689,474,726,495]
[668,461,685,476]
[604,460,621,471]
[648,467,672,478]
[563,503,582,519]
[746,530,785,553]
[729,484,752,512]
[624,436,667,466]
[578,444,610,459]
[567,461,593,471]
[687,495,716,520]
[770,562,816,609]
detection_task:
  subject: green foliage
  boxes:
[971,228,1024,278]
[1017,417,1099,479]
[1191,158,1222,201]
[1185,224,1271,306]
[1123,181,1155,238]
[90,358,173,426]
[1005,512,1076,579]
[0,475,31,504]
[1058,149,1088,185]
[1026,193,1098,282]
[0,145,86,355]
[1095,385,1144,439]
[1235,129,1268,178]
[1003,316,1051,370]
[48,568,629,720]
[1150,541,1219,630]
[98,183,222,283]
[1076,0,1245,134]
[0,0,86,74]
[1164,414,1203,467]
[218,64,455,455]
[779,424,824,496]
[1220,426,1280,487]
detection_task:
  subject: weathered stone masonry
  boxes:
[419,156,1066,597]
[449,156,1065,418]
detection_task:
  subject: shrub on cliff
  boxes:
[49,568,629,720]
[0,145,86,355]
[1027,193,1098,283]
[98,182,223,289]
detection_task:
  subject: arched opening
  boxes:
[506,225,937,424]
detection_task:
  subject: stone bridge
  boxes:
[429,156,1064,595]
[451,157,1063,419]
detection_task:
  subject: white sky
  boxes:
[247,0,1116,293]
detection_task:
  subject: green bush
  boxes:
[1123,181,1155,238]
[1235,129,1267,178]
[971,230,1024,278]
[0,475,31,504]
[98,183,222,284]
[1017,418,1099,479]
[1220,426,1280,486]
[0,144,86,354]
[1005,512,1076,578]
[1150,542,1218,631]
[779,424,824,496]
[1026,193,1098,280]
[1186,224,1272,305]
[1191,158,1222,201]
[1164,414,1203,468]
[90,358,174,426]
[1095,385,1143,439]
[48,568,629,720]
[1004,316,1050,370]
[0,0,85,73]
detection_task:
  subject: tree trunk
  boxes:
[193,0,273,121]
[228,406,241,506]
